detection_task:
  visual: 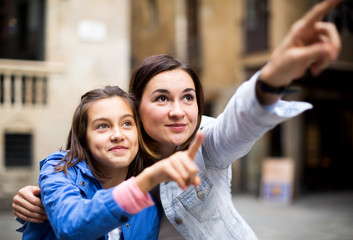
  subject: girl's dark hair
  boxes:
[55,86,144,182]
[129,54,204,160]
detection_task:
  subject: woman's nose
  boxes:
[168,102,185,119]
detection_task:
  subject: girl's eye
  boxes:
[122,121,134,128]
[97,123,109,129]
[183,94,195,102]
[155,95,168,102]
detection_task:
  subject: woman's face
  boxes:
[86,96,139,175]
[139,69,199,155]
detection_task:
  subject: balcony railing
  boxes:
[0,59,63,107]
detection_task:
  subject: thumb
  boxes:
[187,131,203,160]
[31,186,42,197]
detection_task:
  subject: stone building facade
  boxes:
[0,0,131,206]
[1,0,352,207]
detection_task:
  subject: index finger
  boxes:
[187,131,203,160]
[303,0,341,25]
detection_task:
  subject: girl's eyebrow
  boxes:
[151,88,195,95]
[120,114,135,119]
[91,114,134,124]
[91,117,109,124]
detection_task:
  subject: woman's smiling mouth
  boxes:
[165,123,187,132]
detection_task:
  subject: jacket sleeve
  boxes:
[39,158,133,240]
[201,71,312,168]
[15,217,27,232]
[113,177,154,214]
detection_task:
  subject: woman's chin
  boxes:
[172,139,189,148]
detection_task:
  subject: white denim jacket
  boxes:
[159,72,312,239]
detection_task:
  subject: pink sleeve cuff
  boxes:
[112,177,154,214]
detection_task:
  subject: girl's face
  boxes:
[86,96,138,176]
[139,69,199,156]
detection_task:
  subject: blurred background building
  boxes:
[0,0,352,207]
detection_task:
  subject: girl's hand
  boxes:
[135,132,203,193]
[12,185,48,223]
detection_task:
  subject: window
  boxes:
[244,0,269,53]
[0,0,45,61]
[187,0,201,74]
[5,133,32,167]
[0,74,3,104]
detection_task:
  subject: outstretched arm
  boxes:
[257,0,341,105]
[12,185,47,223]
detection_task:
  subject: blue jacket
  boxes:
[22,151,161,240]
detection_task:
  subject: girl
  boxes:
[22,86,203,240]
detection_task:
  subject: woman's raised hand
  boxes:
[260,0,341,88]
[135,132,203,193]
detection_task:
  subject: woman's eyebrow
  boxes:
[151,88,195,95]
[151,89,169,95]
[183,88,195,93]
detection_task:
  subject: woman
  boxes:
[13,0,341,239]
[22,86,203,239]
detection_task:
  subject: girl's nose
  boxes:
[110,129,125,141]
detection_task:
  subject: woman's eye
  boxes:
[183,94,195,102]
[155,95,168,102]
